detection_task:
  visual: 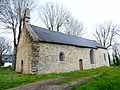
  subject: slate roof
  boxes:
[30,24,104,49]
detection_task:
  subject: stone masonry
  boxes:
[16,25,109,74]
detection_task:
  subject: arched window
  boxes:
[104,53,106,61]
[59,52,65,61]
[90,49,94,64]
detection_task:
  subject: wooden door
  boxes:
[79,59,83,71]
[21,60,23,73]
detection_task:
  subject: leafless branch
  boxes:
[0,0,35,70]
[94,21,120,50]
[0,37,11,66]
[64,17,84,37]
[39,2,71,32]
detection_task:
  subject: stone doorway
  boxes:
[21,60,23,73]
[79,59,83,71]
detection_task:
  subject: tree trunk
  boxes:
[115,55,119,66]
[12,44,17,70]
[12,19,22,71]
[108,53,111,65]
[57,26,59,32]
[0,60,2,66]
[18,19,22,42]
[0,56,3,66]
[113,56,116,65]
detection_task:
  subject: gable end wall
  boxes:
[16,27,33,73]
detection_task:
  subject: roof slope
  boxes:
[30,24,104,49]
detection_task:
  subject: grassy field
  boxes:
[0,66,110,90]
[72,66,120,90]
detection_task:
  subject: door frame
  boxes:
[21,60,23,73]
[79,59,83,71]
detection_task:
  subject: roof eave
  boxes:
[39,40,98,49]
[26,24,40,42]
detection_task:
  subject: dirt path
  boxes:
[7,75,96,90]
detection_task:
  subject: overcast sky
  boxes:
[1,0,120,40]
[31,0,120,39]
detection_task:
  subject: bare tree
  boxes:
[94,21,120,50]
[0,0,35,70]
[39,2,71,32]
[0,37,11,66]
[112,43,120,55]
[65,17,84,37]
[112,43,120,65]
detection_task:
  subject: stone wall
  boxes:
[95,48,110,67]
[16,27,32,73]
[16,25,109,74]
[31,42,109,74]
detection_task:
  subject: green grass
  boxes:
[72,66,120,90]
[54,67,111,85]
[0,66,110,90]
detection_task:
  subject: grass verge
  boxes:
[72,66,120,90]
[0,66,110,90]
[54,66,111,85]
